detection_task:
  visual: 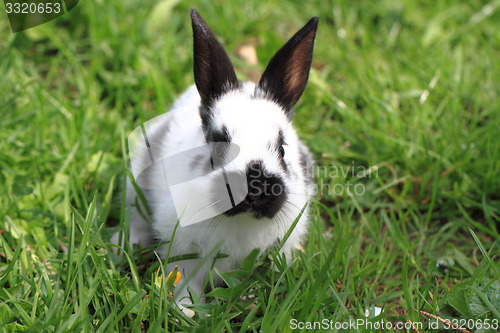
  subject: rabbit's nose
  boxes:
[223,161,287,219]
[246,163,283,203]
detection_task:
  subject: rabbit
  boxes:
[114,9,318,315]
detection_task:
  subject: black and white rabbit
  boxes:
[116,9,318,313]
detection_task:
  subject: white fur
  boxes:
[117,82,314,311]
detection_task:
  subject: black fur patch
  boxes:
[276,130,285,151]
[189,154,205,171]
[276,129,289,172]
[210,125,230,143]
[191,9,241,131]
[205,126,232,168]
[224,160,287,219]
[298,143,314,184]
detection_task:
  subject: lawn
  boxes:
[1,0,499,331]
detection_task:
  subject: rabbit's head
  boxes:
[190,9,317,222]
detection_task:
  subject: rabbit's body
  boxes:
[153,82,313,253]
[119,9,318,313]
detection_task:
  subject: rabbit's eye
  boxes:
[213,142,225,157]
[279,145,285,159]
[277,129,286,161]
[211,126,230,143]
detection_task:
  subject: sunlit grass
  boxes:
[1,0,499,331]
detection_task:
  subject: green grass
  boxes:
[1,0,499,331]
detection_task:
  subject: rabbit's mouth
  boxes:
[224,195,285,219]
[223,161,287,219]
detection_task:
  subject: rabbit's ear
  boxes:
[257,17,318,118]
[191,9,238,108]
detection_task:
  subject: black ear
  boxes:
[191,9,238,108]
[257,17,318,118]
